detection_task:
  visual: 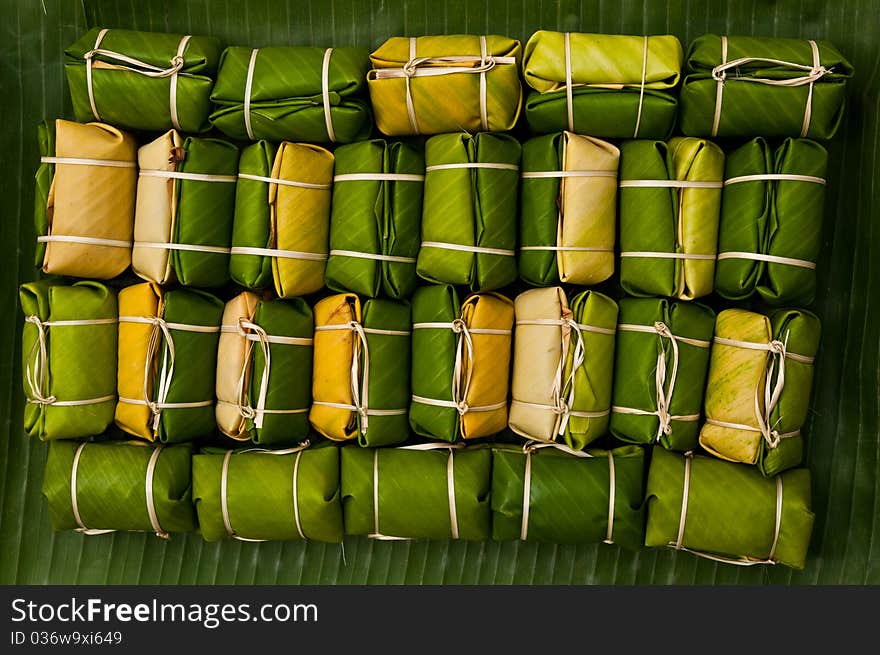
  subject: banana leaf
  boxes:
[418,132,520,292]
[508,287,617,450]
[19,279,117,441]
[65,27,221,133]
[228,140,334,297]
[700,308,821,477]
[34,119,137,280]
[132,131,239,288]
[216,293,313,446]
[410,284,513,442]
[3,0,878,587]
[619,137,725,300]
[341,444,492,541]
[646,449,814,570]
[115,283,223,443]
[491,443,645,549]
[680,35,854,139]
[518,132,618,286]
[522,31,682,138]
[310,293,411,447]
[367,34,522,136]
[43,440,195,536]
[210,45,371,143]
[193,443,342,543]
[715,137,828,306]
[610,297,715,451]
[325,139,424,299]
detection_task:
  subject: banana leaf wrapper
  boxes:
[410,284,513,442]
[193,443,342,543]
[325,139,424,299]
[619,137,725,299]
[19,279,117,440]
[700,308,821,477]
[522,31,682,138]
[368,34,522,136]
[115,282,223,443]
[418,132,520,292]
[34,119,137,279]
[715,137,828,306]
[645,448,814,570]
[228,140,334,296]
[610,297,715,451]
[519,131,618,286]
[341,444,492,541]
[491,443,645,548]
[210,45,371,143]
[43,440,195,536]
[310,293,411,447]
[216,293,314,446]
[65,27,221,133]
[132,130,239,287]
[509,287,618,450]
[680,35,854,139]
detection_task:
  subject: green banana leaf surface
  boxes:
[1,0,877,585]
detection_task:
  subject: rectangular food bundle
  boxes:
[700,308,820,477]
[216,293,314,446]
[610,297,715,452]
[43,440,195,537]
[619,137,724,300]
[522,31,683,138]
[193,443,342,543]
[115,283,223,443]
[34,119,137,280]
[325,139,424,299]
[680,35,854,139]
[229,140,334,296]
[645,449,814,570]
[491,443,645,548]
[209,45,372,143]
[19,280,117,441]
[341,444,492,541]
[417,132,520,292]
[519,132,619,286]
[367,34,522,136]
[133,131,239,287]
[715,137,828,305]
[65,28,222,133]
[410,285,513,442]
[310,293,411,447]
[508,287,618,450]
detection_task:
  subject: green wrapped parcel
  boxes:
[492,443,645,549]
[715,137,828,306]
[680,35,853,139]
[43,440,195,537]
[65,27,222,133]
[20,279,117,441]
[646,449,814,569]
[342,444,492,541]
[210,45,371,143]
[193,443,342,543]
[325,139,424,299]
[610,297,715,452]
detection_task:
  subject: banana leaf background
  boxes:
[1,0,877,584]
